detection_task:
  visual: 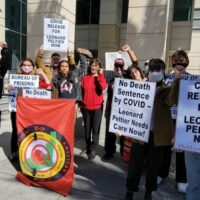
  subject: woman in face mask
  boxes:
[17,58,52,89]
[124,59,174,200]
[8,58,52,160]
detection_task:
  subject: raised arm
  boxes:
[121,44,138,64]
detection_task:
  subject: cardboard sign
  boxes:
[43,18,69,52]
[174,75,200,152]
[105,52,132,70]
[22,88,51,99]
[9,74,39,89]
[109,78,156,142]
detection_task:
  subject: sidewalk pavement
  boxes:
[0,111,185,200]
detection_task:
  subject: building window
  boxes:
[173,0,193,21]
[121,0,129,23]
[76,0,100,25]
[5,0,27,70]
[193,9,200,30]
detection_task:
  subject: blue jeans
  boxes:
[185,151,200,200]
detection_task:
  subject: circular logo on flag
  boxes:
[18,124,71,181]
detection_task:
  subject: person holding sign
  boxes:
[103,45,138,161]
[120,65,146,162]
[157,50,189,193]
[103,58,127,160]
[124,59,174,200]
[8,58,52,160]
[81,58,107,160]
[35,45,61,82]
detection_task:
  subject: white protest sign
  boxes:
[109,78,156,142]
[8,88,17,112]
[9,74,39,88]
[165,73,198,119]
[22,88,51,99]
[105,52,132,70]
[174,75,200,152]
[43,18,69,52]
[165,73,198,86]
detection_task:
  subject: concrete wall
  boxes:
[188,0,200,74]
[0,0,6,42]
[27,0,76,62]
[120,24,127,47]
[75,25,99,51]
[126,0,169,66]
[98,0,122,63]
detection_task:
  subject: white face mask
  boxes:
[22,65,33,74]
[148,71,164,82]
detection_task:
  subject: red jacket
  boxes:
[81,74,107,110]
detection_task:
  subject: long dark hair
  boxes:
[88,58,102,74]
[58,60,74,83]
[127,64,145,80]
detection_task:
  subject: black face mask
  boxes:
[172,63,187,68]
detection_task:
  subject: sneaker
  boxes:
[103,153,114,160]
[124,191,133,200]
[87,150,96,160]
[157,176,163,185]
[177,182,188,193]
[9,151,18,161]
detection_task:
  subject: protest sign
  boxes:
[8,88,17,112]
[109,78,156,142]
[165,73,198,86]
[174,75,200,153]
[9,74,39,89]
[105,52,132,70]
[43,18,69,52]
[16,97,75,196]
[22,88,51,99]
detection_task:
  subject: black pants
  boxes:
[82,108,103,153]
[126,133,163,192]
[158,119,187,183]
[10,112,18,153]
[104,117,124,156]
[158,147,187,182]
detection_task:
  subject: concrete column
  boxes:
[126,0,170,66]
[98,0,122,62]
[27,0,76,61]
[0,0,6,41]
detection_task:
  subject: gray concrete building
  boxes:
[0,0,199,73]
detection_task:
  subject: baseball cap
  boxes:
[114,58,124,67]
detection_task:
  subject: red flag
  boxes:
[16,97,75,196]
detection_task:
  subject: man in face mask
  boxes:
[124,58,174,200]
[148,58,165,85]
[172,50,189,77]
[157,50,189,194]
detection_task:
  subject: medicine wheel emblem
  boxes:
[18,124,71,181]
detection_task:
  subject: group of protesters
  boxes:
[0,40,199,200]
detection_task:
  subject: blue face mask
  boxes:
[148,71,164,82]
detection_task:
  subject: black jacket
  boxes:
[0,48,11,98]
